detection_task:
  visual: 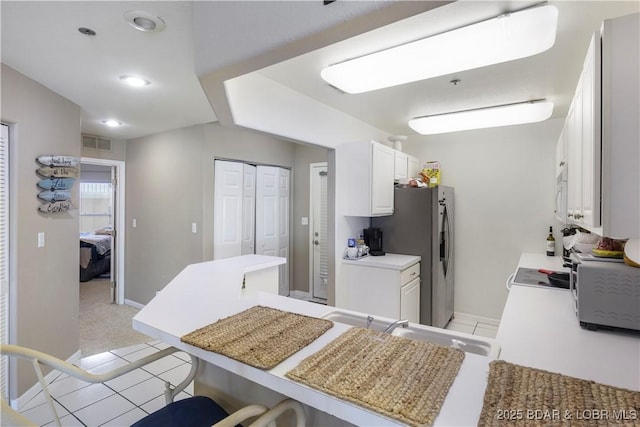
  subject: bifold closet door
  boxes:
[214,161,257,259]
[256,166,290,296]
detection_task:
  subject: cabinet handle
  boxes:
[410,272,416,276]
[559,161,566,167]
[574,213,583,219]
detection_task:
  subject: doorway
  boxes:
[310,163,328,300]
[80,158,125,304]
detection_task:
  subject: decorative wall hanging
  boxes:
[36,155,79,213]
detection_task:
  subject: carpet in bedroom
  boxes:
[79,279,151,357]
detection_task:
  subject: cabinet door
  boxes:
[566,85,583,223]
[407,155,420,179]
[579,34,602,228]
[400,277,420,323]
[394,151,408,180]
[371,142,395,216]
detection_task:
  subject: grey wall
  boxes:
[404,118,564,320]
[125,123,303,304]
[1,64,81,396]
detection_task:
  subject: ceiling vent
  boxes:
[82,134,112,152]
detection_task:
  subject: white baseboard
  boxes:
[452,311,500,327]
[12,349,82,410]
[125,299,145,310]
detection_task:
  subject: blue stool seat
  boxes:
[131,396,239,427]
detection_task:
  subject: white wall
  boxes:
[404,118,564,320]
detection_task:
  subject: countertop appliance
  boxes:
[363,227,384,256]
[511,268,570,290]
[371,186,454,327]
[570,254,640,331]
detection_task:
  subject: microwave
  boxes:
[570,255,640,331]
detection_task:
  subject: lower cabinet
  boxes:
[343,262,420,323]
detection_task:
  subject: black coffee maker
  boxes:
[363,227,385,256]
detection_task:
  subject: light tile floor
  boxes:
[16,314,498,426]
[445,313,500,338]
[17,341,194,427]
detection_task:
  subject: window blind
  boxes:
[0,123,9,401]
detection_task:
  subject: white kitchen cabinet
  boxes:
[342,260,420,323]
[561,13,638,238]
[407,155,420,179]
[337,140,394,217]
[393,150,408,180]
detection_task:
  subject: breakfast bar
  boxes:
[133,255,495,426]
[133,254,640,426]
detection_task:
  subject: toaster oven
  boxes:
[570,255,640,331]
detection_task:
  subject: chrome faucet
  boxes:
[383,319,409,334]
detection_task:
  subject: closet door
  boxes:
[256,166,279,257]
[213,161,243,259]
[241,164,256,255]
[278,168,290,296]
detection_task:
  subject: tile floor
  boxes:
[17,341,194,426]
[16,313,498,426]
[445,313,500,338]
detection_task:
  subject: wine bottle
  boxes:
[546,226,555,256]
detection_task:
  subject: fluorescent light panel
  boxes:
[408,100,554,135]
[321,5,558,94]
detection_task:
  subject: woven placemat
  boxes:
[478,360,640,426]
[286,327,465,427]
[180,306,333,370]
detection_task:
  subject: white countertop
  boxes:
[342,253,420,270]
[498,253,640,391]
[133,254,491,426]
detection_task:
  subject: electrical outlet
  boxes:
[192,223,197,233]
[301,217,309,226]
[132,218,137,228]
[37,232,45,248]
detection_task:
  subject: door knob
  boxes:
[314,240,320,245]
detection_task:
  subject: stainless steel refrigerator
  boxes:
[371,186,454,328]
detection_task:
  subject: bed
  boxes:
[79,228,111,282]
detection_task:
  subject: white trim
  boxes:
[11,350,81,410]
[80,158,126,304]
[125,299,145,310]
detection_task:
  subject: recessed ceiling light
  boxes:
[102,119,122,127]
[408,100,554,135]
[120,75,150,87]
[78,27,96,36]
[124,10,166,32]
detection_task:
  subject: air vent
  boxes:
[82,134,112,152]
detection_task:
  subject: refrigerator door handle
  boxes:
[441,203,451,277]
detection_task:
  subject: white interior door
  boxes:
[256,166,279,257]
[278,168,290,296]
[311,163,328,300]
[214,161,243,259]
[241,164,256,255]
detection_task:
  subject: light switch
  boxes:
[191,223,197,233]
[301,217,309,226]
[37,232,45,248]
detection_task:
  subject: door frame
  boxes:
[309,162,328,300]
[80,157,126,304]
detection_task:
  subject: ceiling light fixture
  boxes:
[124,10,166,32]
[120,75,150,87]
[408,100,554,135]
[102,119,123,128]
[321,4,558,94]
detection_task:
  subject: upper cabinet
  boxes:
[394,151,408,181]
[337,140,395,216]
[562,13,639,238]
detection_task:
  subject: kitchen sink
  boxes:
[322,310,500,359]
[322,311,389,332]
[391,327,500,358]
